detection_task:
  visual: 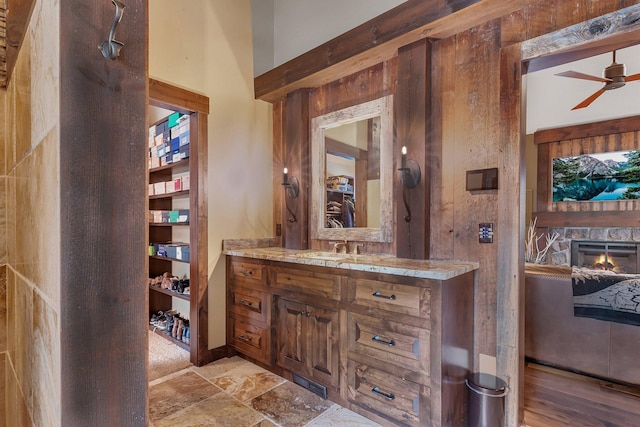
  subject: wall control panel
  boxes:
[479,223,494,243]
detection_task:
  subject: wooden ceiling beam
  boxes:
[522,4,640,73]
[534,115,640,145]
[254,0,536,102]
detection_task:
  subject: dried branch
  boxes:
[525,217,560,264]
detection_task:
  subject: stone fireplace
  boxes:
[571,240,640,274]
[547,227,640,267]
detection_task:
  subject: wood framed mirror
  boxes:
[310,95,394,242]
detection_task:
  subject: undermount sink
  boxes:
[293,251,356,261]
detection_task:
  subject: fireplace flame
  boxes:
[593,253,617,271]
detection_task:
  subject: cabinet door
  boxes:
[277,299,306,374]
[307,305,340,387]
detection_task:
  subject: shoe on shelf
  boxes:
[182,323,190,344]
[176,318,184,341]
[165,313,175,335]
[155,318,167,331]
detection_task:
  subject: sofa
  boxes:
[525,263,640,385]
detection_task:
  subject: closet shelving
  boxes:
[147,78,210,366]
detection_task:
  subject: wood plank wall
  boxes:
[429,17,504,369]
[306,60,396,254]
[269,2,640,426]
[0,0,6,86]
[396,39,431,259]
[272,0,639,353]
[60,1,148,425]
[283,89,310,249]
[534,115,640,228]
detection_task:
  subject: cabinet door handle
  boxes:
[372,386,395,401]
[372,291,396,300]
[237,334,252,342]
[300,310,307,316]
[372,335,395,347]
[239,299,253,307]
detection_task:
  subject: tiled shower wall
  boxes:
[3,0,61,426]
[546,227,640,266]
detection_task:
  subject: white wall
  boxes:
[251,0,275,76]
[526,44,640,134]
[149,0,273,349]
[252,0,406,75]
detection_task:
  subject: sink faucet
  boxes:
[332,240,348,254]
[351,243,363,255]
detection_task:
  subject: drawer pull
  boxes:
[241,270,254,277]
[237,334,252,342]
[372,335,396,347]
[372,386,395,401]
[239,299,253,307]
[372,291,396,300]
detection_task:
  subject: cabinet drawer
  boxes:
[229,316,270,364]
[351,278,430,319]
[230,259,265,285]
[230,286,268,323]
[272,267,340,300]
[347,312,430,377]
[346,359,430,427]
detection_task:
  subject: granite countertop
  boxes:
[223,246,479,281]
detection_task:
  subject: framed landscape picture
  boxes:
[552,150,640,202]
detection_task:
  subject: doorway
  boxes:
[148,78,211,367]
[515,5,640,424]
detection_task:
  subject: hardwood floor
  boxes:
[524,363,640,427]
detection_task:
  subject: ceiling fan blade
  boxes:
[555,70,610,83]
[625,72,640,82]
[571,88,606,110]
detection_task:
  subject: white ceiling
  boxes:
[525,44,640,134]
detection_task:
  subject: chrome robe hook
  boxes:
[99,0,125,59]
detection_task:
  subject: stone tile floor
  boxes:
[149,356,382,427]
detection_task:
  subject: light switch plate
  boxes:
[479,223,493,243]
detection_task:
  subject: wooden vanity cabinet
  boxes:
[225,256,474,427]
[272,265,341,391]
[226,257,271,365]
[342,272,474,427]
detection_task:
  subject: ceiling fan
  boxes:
[555,50,640,110]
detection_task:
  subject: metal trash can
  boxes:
[466,373,508,427]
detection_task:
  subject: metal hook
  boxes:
[99,0,125,60]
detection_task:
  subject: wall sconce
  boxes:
[399,146,421,188]
[398,146,421,222]
[282,168,298,223]
[282,168,299,198]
